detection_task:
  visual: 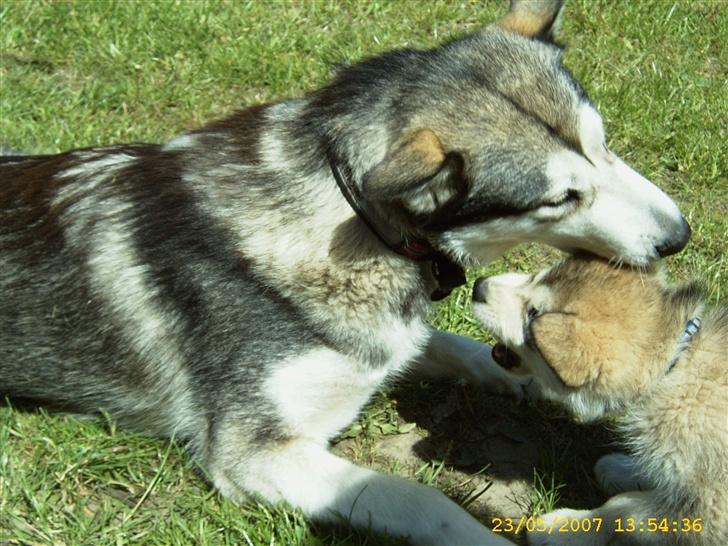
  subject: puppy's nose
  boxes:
[655,216,691,257]
[472,277,488,303]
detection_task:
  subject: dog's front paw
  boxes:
[471,341,541,403]
[467,351,531,402]
[489,368,533,403]
[419,331,534,402]
[528,508,607,546]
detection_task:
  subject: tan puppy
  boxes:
[472,256,728,545]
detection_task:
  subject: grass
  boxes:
[1,0,727,544]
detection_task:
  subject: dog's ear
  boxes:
[362,129,466,219]
[496,0,565,42]
[530,312,627,388]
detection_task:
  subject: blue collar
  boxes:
[666,316,702,374]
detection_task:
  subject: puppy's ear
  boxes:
[362,129,466,220]
[496,0,565,42]
[530,313,624,388]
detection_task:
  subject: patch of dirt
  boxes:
[333,380,618,544]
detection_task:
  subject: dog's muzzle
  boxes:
[655,216,691,257]
[472,277,488,303]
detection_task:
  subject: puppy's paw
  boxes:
[594,453,649,495]
[528,508,606,546]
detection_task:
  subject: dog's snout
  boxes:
[472,277,488,303]
[655,216,691,258]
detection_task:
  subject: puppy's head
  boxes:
[472,255,702,421]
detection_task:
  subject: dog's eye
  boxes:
[543,189,579,208]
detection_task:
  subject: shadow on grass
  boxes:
[388,379,619,518]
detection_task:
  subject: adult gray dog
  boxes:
[0,1,689,544]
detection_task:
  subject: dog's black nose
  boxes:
[472,277,488,303]
[655,216,691,257]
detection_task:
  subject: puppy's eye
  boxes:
[543,189,579,208]
[527,306,539,320]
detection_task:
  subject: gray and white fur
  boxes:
[0,2,690,544]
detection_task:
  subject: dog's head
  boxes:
[321,0,689,267]
[471,255,704,421]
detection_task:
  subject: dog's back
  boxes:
[0,148,197,429]
[0,144,315,440]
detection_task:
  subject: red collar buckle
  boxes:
[392,240,435,261]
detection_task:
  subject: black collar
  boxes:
[326,151,465,301]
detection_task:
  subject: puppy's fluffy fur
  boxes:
[473,256,728,545]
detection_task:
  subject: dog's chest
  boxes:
[369,315,430,370]
[265,320,428,441]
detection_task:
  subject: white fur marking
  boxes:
[59,153,135,181]
[265,349,389,441]
[162,134,199,151]
[578,104,607,164]
[86,207,197,434]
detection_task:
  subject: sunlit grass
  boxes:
[1,0,726,544]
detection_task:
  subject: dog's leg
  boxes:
[208,437,515,545]
[594,453,653,495]
[528,491,671,546]
[413,327,528,400]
